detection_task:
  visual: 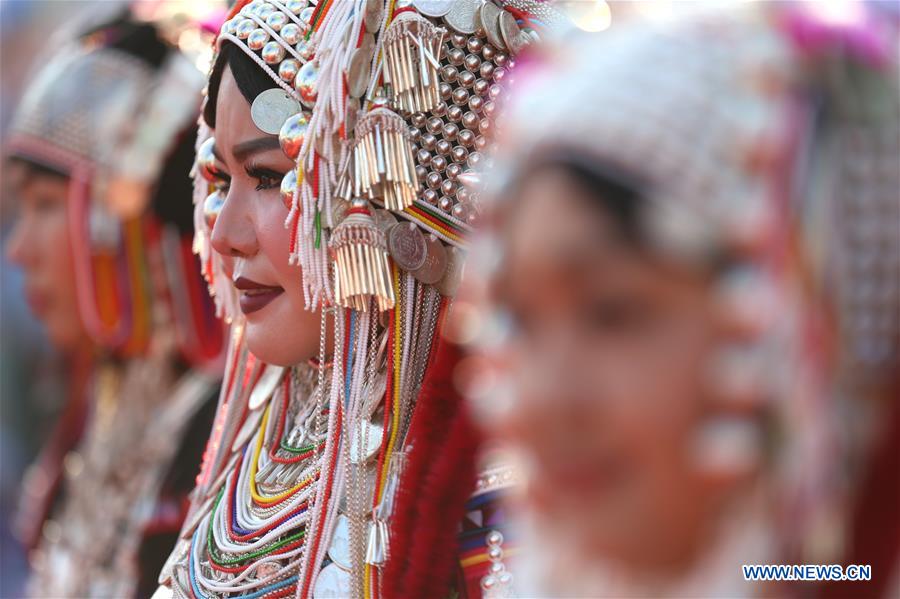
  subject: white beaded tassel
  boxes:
[191,120,239,322]
[296,307,346,598]
[291,0,365,311]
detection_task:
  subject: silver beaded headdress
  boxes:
[193,0,562,320]
[7,38,207,351]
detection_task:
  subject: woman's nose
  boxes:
[5,217,34,267]
[210,188,258,258]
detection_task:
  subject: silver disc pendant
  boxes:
[349,420,384,463]
[250,88,301,134]
[444,0,479,34]
[249,365,285,410]
[365,0,384,31]
[499,9,522,55]
[327,514,352,571]
[436,245,466,297]
[314,563,353,598]
[387,221,427,271]
[347,34,375,99]
[480,2,505,50]
[412,233,448,285]
[373,209,398,233]
[413,0,455,18]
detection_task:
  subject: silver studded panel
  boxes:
[404,29,513,233]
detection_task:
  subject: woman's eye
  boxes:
[582,297,649,333]
[212,171,231,193]
[246,167,285,191]
[34,195,63,214]
[255,174,282,191]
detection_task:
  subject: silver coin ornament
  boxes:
[197,137,220,183]
[327,514,352,571]
[295,61,318,109]
[373,209,398,233]
[499,10,522,54]
[314,563,352,598]
[349,420,384,463]
[364,0,383,31]
[480,2,505,50]
[347,34,375,99]
[436,245,465,297]
[444,0,480,34]
[251,88,302,134]
[411,234,448,285]
[413,0,455,18]
[387,222,428,272]
[203,190,226,230]
[330,198,349,227]
[279,111,310,160]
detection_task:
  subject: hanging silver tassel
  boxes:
[365,519,390,566]
[330,199,395,312]
[383,12,444,114]
[351,108,418,211]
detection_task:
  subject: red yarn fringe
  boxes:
[382,338,482,598]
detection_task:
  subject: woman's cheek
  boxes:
[258,200,294,279]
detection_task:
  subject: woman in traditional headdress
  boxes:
[5,13,224,598]
[154,1,562,598]
[467,2,899,596]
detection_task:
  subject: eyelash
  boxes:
[210,167,284,192]
[247,166,285,191]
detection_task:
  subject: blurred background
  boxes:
[0,3,224,595]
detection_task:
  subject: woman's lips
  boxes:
[24,287,49,316]
[234,276,284,315]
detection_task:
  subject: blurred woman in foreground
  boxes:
[465,3,899,597]
[5,14,223,597]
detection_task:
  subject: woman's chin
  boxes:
[244,321,305,366]
[243,298,320,366]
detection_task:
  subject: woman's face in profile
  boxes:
[5,161,86,352]
[209,66,322,366]
[491,167,755,573]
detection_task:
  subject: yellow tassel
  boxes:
[330,199,395,312]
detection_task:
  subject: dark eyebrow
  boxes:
[231,137,281,162]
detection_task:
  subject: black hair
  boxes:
[80,10,170,69]
[150,125,198,235]
[87,13,198,233]
[204,42,280,129]
[6,156,68,180]
[530,151,648,248]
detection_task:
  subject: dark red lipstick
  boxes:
[234,276,284,315]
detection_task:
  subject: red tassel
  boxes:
[382,338,482,599]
